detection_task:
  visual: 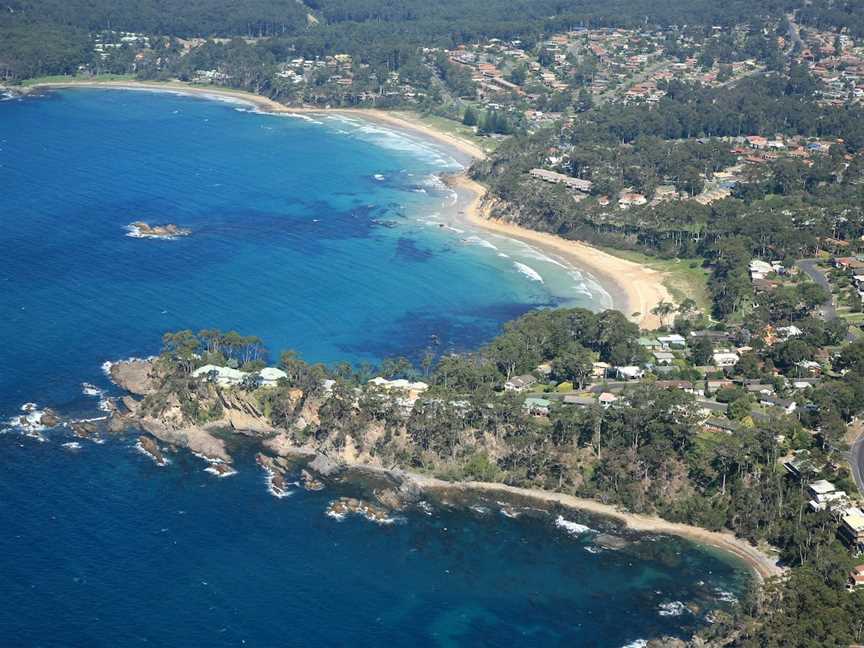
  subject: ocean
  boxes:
[0,88,747,646]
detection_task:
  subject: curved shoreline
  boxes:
[21,79,667,322]
[374,467,783,583]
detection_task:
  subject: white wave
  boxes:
[326,509,346,521]
[262,467,291,498]
[373,174,385,181]
[658,601,687,617]
[513,262,544,283]
[81,383,104,397]
[554,515,594,536]
[620,641,647,648]
[584,546,603,554]
[134,440,169,466]
[716,589,738,603]
[6,402,50,436]
[470,505,490,515]
[417,501,434,516]
[463,235,498,250]
[204,464,237,478]
[62,442,82,450]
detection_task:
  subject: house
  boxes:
[839,507,864,550]
[259,367,288,388]
[191,364,248,386]
[368,377,430,400]
[807,480,848,512]
[835,257,864,271]
[639,337,662,350]
[524,397,552,416]
[652,351,675,366]
[776,325,802,340]
[796,360,822,376]
[616,366,645,381]
[712,351,740,368]
[598,392,618,409]
[657,334,686,348]
[655,380,695,393]
[848,565,864,590]
[504,374,538,392]
[760,395,797,414]
[704,417,742,434]
[529,169,593,193]
[592,362,612,379]
[783,450,822,480]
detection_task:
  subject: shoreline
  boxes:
[376,467,782,583]
[445,174,673,329]
[22,79,669,324]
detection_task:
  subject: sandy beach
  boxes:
[26,79,671,326]
[402,472,783,582]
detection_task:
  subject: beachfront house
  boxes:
[523,397,552,416]
[259,367,289,388]
[192,364,247,386]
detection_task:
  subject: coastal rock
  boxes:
[300,469,325,491]
[327,497,392,524]
[39,409,61,428]
[374,488,403,511]
[138,435,165,465]
[139,417,231,463]
[308,453,341,477]
[110,359,158,396]
[128,221,191,239]
[594,533,630,550]
[71,421,98,438]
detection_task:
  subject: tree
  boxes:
[462,106,478,127]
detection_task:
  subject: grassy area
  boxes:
[598,247,711,313]
[21,74,137,87]
[393,111,499,155]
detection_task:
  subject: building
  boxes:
[616,366,644,381]
[703,417,742,434]
[191,364,248,386]
[652,351,675,366]
[368,377,430,400]
[848,565,864,590]
[504,374,538,392]
[524,397,552,416]
[840,507,864,551]
[657,334,687,348]
[807,480,847,512]
[259,367,288,388]
[529,169,593,193]
[598,392,618,409]
[760,395,797,414]
[712,351,740,368]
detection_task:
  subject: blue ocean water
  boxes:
[0,88,607,421]
[0,436,749,647]
[0,89,749,646]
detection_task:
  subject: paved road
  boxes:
[849,432,864,496]
[796,258,837,321]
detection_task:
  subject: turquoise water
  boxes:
[0,88,607,420]
[0,89,746,646]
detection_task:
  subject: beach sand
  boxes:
[27,79,672,326]
[403,472,783,583]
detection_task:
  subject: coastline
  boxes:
[21,79,669,324]
[446,174,673,329]
[391,468,783,583]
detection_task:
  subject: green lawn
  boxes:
[597,247,711,313]
[392,111,499,155]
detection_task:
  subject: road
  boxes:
[796,258,837,321]
[849,428,864,496]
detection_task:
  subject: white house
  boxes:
[368,377,429,399]
[259,367,288,388]
[191,364,248,386]
[616,366,645,381]
[504,374,538,392]
[712,352,740,368]
[657,334,686,348]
